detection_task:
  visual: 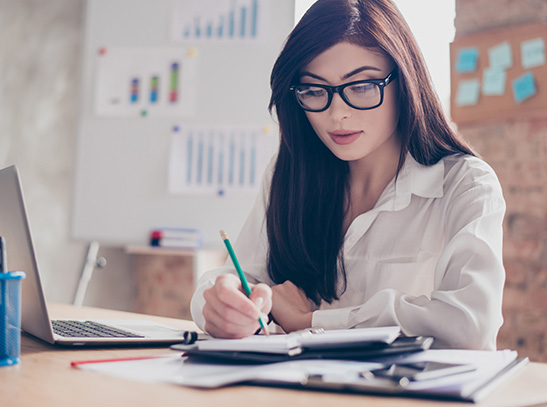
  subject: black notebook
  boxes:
[173,334,434,364]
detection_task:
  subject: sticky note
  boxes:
[488,42,513,70]
[521,38,546,69]
[482,68,506,96]
[456,47,479,73]
[455,79,480,106]
[512,72,536,103]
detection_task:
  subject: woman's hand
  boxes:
[271,280,313,333]
[202,273,272,338]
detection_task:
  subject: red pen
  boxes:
[70,355,170,367]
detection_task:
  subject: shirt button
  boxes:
[348,236,356,243]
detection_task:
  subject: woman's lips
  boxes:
[328,130,363,145]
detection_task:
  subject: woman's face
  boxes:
[299,42,400,163]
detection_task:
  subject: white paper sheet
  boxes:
[171,0,271,43]
[94,47,198,118]
[168,124,278,196]
[196,326,401,353]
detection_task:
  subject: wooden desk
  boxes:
[1,304,547,407]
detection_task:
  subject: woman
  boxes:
[190,0,505,350]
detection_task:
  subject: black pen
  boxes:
[0,236,6,273]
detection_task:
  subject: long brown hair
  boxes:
[267,0,474,305]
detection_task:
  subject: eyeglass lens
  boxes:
[294,82,382,111]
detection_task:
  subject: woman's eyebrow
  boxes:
[342,65,382,80]
[300,65,382,82]
[299,71,326,81]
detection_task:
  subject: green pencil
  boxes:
[220,230,269,335]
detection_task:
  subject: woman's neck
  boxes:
[342,135,402,235]
[347,135,402,199]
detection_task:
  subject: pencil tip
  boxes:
[219,229,227,240]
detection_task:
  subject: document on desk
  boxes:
[269,349,527,402]
[73,348,527,402]
[196,326,401,354]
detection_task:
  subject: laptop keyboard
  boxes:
[52,320,145,338]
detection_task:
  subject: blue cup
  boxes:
[0,271,26,367]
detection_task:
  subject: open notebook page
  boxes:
[196,326,401,354]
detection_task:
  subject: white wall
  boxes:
[0,0,134,310]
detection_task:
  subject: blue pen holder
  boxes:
[0,271,25,367]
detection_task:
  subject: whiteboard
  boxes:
[72,0,294,247]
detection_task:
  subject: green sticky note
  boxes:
[521,38,546,69]
[455,79,480,106]
[482,68,506,96]
[488,42,513,70]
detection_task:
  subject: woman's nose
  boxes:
[328,92,352,121]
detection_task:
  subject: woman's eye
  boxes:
[299,88,326,98]
[348,83,376,94]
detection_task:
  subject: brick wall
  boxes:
[455,0,547,362]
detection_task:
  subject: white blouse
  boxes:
[191,153,506,350]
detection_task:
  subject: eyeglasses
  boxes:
[289,69,398,112]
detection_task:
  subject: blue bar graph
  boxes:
[186,134,193,184]
[239,140,245,186]
[240,6,247,38]
[194,17,201,38]
[171,125,275,196]
[197,136,203,185]
[218,16,224,37]
[251,0,258,38]
[228,139,235,186]
[250,134,256,185]
[229,8,235,38]
[207,138,214,185]
[218,136,224,187]
[177,0,263,42]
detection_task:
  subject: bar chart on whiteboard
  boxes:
[94,47,198,118]
[168,125,278,196]
[171,0,271,43]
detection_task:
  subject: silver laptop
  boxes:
[0,165,189,346]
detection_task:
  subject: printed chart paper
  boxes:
[169,125,278,196]
[171,0,271,43]
[94,47,198,118]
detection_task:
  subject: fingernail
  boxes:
[254,297,264,307]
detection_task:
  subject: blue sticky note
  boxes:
[482,68,506,96]
[456,47,479,73]
[488,42,513,70]
[512,72,536,103]
[521,37,546,69]
[455,79,480,106]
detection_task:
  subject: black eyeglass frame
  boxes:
[289,68,399,112]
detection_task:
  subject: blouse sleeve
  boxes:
[311,165,506,350]
[190,161,273,331]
